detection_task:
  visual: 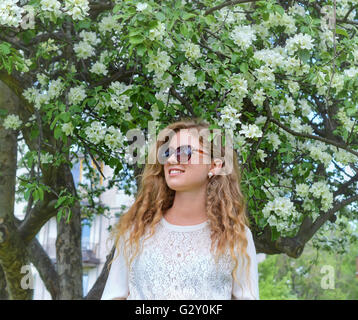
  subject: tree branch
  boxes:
[263,100,358,158]
[205,0,260,16]
[85,245,115,300]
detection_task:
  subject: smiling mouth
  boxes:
[168,169,185,176]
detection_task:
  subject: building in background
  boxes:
[20,156,134,299]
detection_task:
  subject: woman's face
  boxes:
[162,129,213,192]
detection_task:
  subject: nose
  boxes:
[167,151,178,164]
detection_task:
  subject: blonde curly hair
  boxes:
[108,117,253,298]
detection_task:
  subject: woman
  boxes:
[101,118,259,300]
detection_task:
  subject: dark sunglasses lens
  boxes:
[178,145,191,162]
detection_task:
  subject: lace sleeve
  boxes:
[231,226,260,300]
[101,236,129,300]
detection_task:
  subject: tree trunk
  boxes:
[56,195,83,299]
[0,81,33,300]
[0,265,9,299]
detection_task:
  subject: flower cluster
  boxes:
[3,114,22,130]
[306,142,332,168]
[106,81,132,113]
[254,48,286,70]
[90,61,108,76]
[239,124,262,139]
[266,132,281,151]
[179,64,197,87]
[251,88,266,107]
[263,197,300,234]
[230,25,256,50]
[64,0,89,20]
[40,0,62,18]
[286,33,314,55]
[40,0,89,20]
[218,105,241,130]
[149,22,166,41]
[310,181,333,212]
[263,12,297,35]
[180,40,202,61]
[98,14,121,34]
[0,0,24,27]
[228,74,248,102]
[62,122,74,136]
[68,86,86,105]
[104,126,125,151]
[146,49,171,77]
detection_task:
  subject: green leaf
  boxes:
[113,4,121,13]
[129,35,144,44]
[239,62,249,73]
[262,12,269,21]
[54,126,62,140]
[196,70,205,82]
[231,53,240,64]
[180,23,189,37]
[182,12,196,20]
[336,28,348,37]
[298,49,311,63]
[57,208,63,223]
[0,42,11,55]
[204,15,216,25]
[136,44,147,56]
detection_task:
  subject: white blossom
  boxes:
[0,0,24,27]
[98,15,121,34]
[181,40,202,61]
[85,121,106,144]
[295,183,310,198]
[257,149,267,162]
[149,22,166,41]
[251,88,266,107]
[286,33,314,55]
[40,0,62,17]
[179,64,197,87]
[74,41,95,59]
[266,132,281,151]
[62,122,74,136]
[64,0,89,20]
[40,152,54,164]
[136,3,149,11]
[48,78,64,100]
[218,105,241,129]
[90,61,108,76]
[68,86,86,105]
[230,25,256,50]
[239,124,262,139]
[104,126,125,151]
[3,114,22,130]
[79,30,100,46]
[146,49,171,77]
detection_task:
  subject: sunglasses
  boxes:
[159,145,209,163]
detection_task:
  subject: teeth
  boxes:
[170,170,183,174]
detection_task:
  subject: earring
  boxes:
[208,172,213,178]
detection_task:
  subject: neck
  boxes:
[164,186,208,224]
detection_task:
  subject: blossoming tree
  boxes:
[0,0,357,299]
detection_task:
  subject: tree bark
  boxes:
[0,265,9,300]
[56,196,83,299]
[0,81,33,299]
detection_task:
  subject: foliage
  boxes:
[259,219,358,300]
[0,0,357,254]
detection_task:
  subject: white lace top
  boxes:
[101,216,259,300]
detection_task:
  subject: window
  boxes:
[83,272,89,296]
[82,218,91,250]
